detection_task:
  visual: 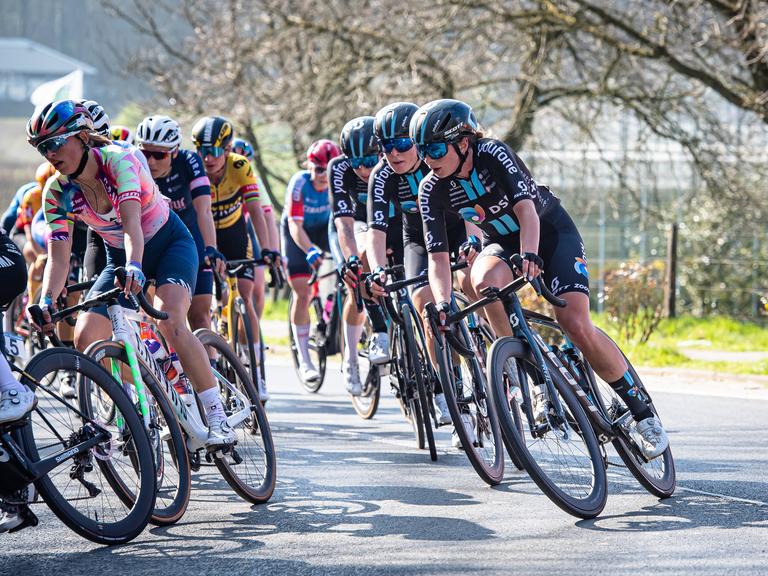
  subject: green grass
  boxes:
[592,314,768,376]
[261,297,290,322]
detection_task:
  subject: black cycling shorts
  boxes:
[477,204,589,297]
[0,232,27,309]
[404,223,467,292]
[216,218,254,281]
[281,221,330,279]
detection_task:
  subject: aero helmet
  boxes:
[339,116,378,158]
[374,102,419,141]
[191,116,234,149]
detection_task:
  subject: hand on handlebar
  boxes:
[205,246,227,278]
[458,235,481,265]
[119,260,145,296]
[27,300,56,335]
[424,301,451,337]
[511,252,543,282]
[305,246,323,270]
[341,255,361,290]
[365,266,387,298]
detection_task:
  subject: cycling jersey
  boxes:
[3,183,35,233]
[17,185,42,230]
[419,138,559,253]
[210,153,260,230]
[368,159,463,246]
[114,140,150,174]
[329,156,396,223]
[43,144,169,248]
[282,170,331,231]
[154,149,210,244]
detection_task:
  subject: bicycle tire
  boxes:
[391,321,425,449]
[591,330,676,498]
[287,292,327,392]
[84,339,192,526]
[434,325,504,485]
[488,337,607,518]
[196,329,276,504]
[402,303,437,461]
[349,322,381,419]
[231,296,260,397]
[19,347,156,545]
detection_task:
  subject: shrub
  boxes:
[603,261,665,344]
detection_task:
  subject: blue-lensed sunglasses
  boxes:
[416,142,449,160]
[349,155,379,169]
[379,137,414,154]
[36,133,77,156]
[198,145,226,158]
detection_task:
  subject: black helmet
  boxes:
[339,116,378,158]
[191,115,234,149]
[374,102,419,140]
[410,99,478,146]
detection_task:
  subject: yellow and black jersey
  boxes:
[210,153,260,229]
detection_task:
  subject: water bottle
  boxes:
[323,294,334,323]
[168,351,191,396]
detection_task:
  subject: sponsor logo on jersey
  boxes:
[574,257,588,278]
[459,204,486,223]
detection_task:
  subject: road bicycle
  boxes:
[0,341,155,544]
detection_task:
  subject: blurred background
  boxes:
[2,0,767,372]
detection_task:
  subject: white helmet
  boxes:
[79,99,110,137]
[136,115,182,149]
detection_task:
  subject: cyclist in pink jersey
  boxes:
[27,99,236,448]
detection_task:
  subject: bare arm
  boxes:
[40,231,73,304]
[264,207,279,252]
[428,251,453,305]
[287,218,314,253]
[192,195,217,249]
[120,200,145,265]
[334,216,358,261]
[366,228,388,272]
[246,201,272,252]
[513,199,541,278]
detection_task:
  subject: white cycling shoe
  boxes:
[635,416,669,459]
[368,332,390,365]
[434,393,452,425]
[256,373,270,402]
[451,413,476,450]
[205,416,236,449]
[59,371,77,399]
[344,361,362,396]
[0,388,36,424]
[299,362,321,383]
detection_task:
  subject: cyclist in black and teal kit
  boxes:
[280,139,340,383]
[135,114,223,333]
[328,116,402,396]
[412,99,668,459]
[365,102,482,437]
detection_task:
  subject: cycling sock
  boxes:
[343,322,363,365]
[363,299,387,333]
[199,387,225,421]
[609,372,653,422]
[0,358,24,394]
[292,323,312,365]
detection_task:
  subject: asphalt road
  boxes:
[2,362,766,576]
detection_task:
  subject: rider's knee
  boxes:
[559,315,594,347]
[157,312,187,341]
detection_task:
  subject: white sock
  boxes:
[292,323,312,365]
[343,322,364,366]
[199,387,225,421]
[0,356,25,394]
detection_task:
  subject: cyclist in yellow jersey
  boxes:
[191,117,278,399]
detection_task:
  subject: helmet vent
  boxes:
[435,113,452,133]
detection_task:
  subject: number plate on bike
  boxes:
[3,333,27,362]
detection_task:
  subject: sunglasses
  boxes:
[309,164,327,174]
[416,142,449,160]
[36,131,79,156]
[142,149,173,160]
[379,137,414,154]
[349,155,379,169]
[198,145,226,158]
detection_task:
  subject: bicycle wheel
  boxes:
[402,303,437,461]
[196,329,276,504]
[488,337,607,518]
[587,330,676,498]
[350,322,381,419]
[434,324,504,485]
[287,292,327,393]
[230,296,260,395]
[84,340,192,526]
[19,347,155,545]
[390,321,425,449]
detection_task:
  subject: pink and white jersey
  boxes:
[43,145,169,248]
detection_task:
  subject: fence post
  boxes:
[664,222,678,318]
